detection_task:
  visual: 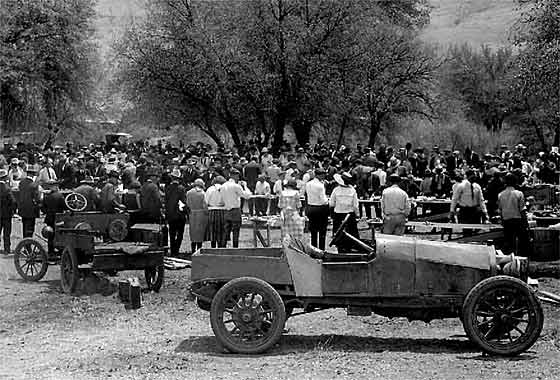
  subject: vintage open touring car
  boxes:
[191,216,544,356]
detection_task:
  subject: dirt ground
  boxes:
[1,218,560,380]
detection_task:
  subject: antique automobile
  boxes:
[13,193,167,293]
[191,216,544,356]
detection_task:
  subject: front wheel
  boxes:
[14,238,48,281]
[210,277,286,354]
[462,276,543,356]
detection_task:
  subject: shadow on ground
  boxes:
[175,334,481,356]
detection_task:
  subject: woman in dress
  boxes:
[329,172,360,252]
[204,176,227,248]
[185,178,209,253]
[278,179,305,241]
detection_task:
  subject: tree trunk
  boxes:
[293,119,312,146]
[368,115,381,147]
[224,119,241,148]
[337,115,348,147]
[272,112,287,151]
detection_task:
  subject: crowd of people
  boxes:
[0,138,556,256]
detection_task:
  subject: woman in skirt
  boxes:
[278,179,305,241]
[329,172,360,252]
[186,178,209,253]
[204,176,227,248]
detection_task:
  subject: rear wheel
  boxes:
[462,276,543,356]
[14,239,48,281]
[210,277,286,354]
[60,247,80,294]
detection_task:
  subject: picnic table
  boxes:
[368,219,503,242]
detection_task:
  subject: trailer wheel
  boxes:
[14,238,49,281]
[60,247,80,294]
[144,265,164,292]
[210,277,286,354]
[462,276,543,356]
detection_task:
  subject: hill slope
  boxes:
[421,0,520,48]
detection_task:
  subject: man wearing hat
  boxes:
[99,171,125,213]
[42,179,65,256]
[18,165,41,238]
[182,158,200,187]
[261,147,273,170]
[450,169,489,226]
[165,168,188,256]
[305,168,329,250]
[74,176,100,211]
[0,169,17,254]
[35,158,57,186]
[8,157,24,192]
[221,169,252,248]
[140,168,163,223]
[381,174,411,236]
[498,173,529,255]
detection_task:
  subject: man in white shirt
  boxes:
[305,168,329,249]
[373,162,387,187]
[35,158,57,186]
[221,169,252,247]
[381,174,411,235]
[254,174,271,216]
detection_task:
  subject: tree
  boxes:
[0,0,97,137]
[442,44,514,132]
[353,27,436,146]
[508,0,560,150]
[115,0,431,149]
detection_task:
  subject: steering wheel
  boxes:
[65,193,87,212]
[329,214,351,247]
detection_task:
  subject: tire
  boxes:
[144,265,164,292]
[14,238,49,281]
[462,276,543,356]
[210,277,286,354]
[60,247,80,294]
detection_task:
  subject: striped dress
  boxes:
[278,189,305,240]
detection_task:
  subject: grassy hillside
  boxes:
[422,0,520,48]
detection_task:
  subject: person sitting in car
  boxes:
[99,170,125,213]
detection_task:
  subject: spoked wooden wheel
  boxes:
[14,238,48,281]
[60,247,80,294]
[144,265,164,292]
[64,193,87,212]
[210,277,286,354]
[462,276,543,356]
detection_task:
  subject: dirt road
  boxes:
[1,222,559,380]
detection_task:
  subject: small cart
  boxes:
[58,228,165,293]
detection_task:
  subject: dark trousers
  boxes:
[0,218,12,253]
[269,198,280,215]
[21,217,36,238]
[225,208,242,248]
[168,219,186,256]
[458,206,482,237]
[502,218,529,255]
[306,205,329,250]
[254,198,268,216]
